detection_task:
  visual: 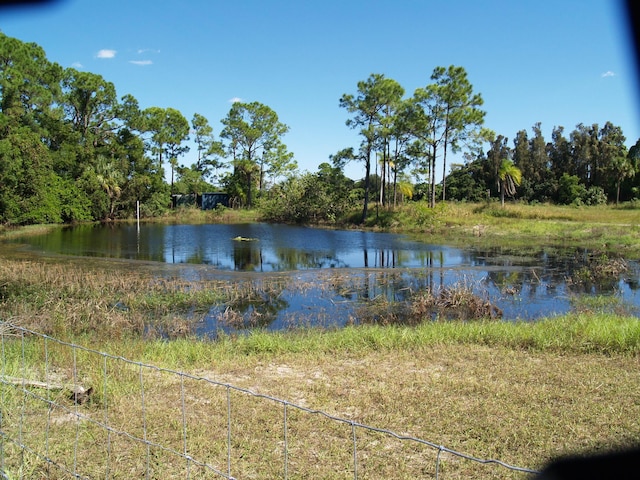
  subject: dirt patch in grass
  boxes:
[190,344,640,474]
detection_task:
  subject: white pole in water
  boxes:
[136,201,140,254]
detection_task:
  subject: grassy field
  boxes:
[376,202,640,257]
[1,318,639,478]
[1,202,639,478]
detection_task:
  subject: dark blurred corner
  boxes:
[535,446,640,480]
[0,0,60,5]
[0,0,64,10]
[626,0,640,91]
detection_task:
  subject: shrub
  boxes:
[557,174,586,205]
[581,186,607,206]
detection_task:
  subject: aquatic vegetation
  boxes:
[356,281,502,326]
[566,251,629,289]
[410,283,503,320]
[1,202,639,340]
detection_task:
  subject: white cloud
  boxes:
[71,62,83,69]
[228,97,243,103]
[601,70,615,78]
[96,49,117,59]
[137,48,160,54]
[130,60,153,66]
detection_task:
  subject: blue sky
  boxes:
[2,0,638,180]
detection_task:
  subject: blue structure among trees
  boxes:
[171,193,229,210]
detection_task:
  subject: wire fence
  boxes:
[0,324,539,479]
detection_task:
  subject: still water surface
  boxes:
[15,223,640,332]
[25,223,468,270]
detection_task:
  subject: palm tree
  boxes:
[95,155,124,219]
[610,155,635,205]
[396,175,414,204]
[498,159,522,207]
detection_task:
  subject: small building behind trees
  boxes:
[171,193,229,210]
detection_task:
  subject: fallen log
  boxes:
[2,376,93,405]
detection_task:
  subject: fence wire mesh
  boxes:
[0,324,539,479]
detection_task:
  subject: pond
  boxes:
[12,223,640,334]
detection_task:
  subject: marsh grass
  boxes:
[0,258,231,339]
[0,224,58,240]
[355,281,503,326]
[565,251,629,287]
[1,253,637,348]
[141,205,260,225]
[569,294,636,317]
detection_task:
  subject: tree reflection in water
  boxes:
[196,251,639,337]
[10,224,639,335]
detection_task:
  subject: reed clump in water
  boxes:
[410,283,503,320]
[356,281,502,326]
[573,251,628,281]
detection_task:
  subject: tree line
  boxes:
[1,32,638,226]
[0,32,295,224]
[334,69,639,222]
[445,121,639,207]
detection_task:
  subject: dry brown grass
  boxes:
[200,346,640,472]
[3,339,638,479]
[0,257,234,338]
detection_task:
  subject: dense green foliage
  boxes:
[1,33,638,226]
[444,123,638,205]
[0,32,304,224]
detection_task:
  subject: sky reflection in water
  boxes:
[15,223,640,332]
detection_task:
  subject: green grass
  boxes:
[144,204,260,224]
[2,315,639,479]
[2,202,638,255]
[0,224,59,240]
[128,313,640,366]
[4,313,638,369]
[333,202,640,257]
